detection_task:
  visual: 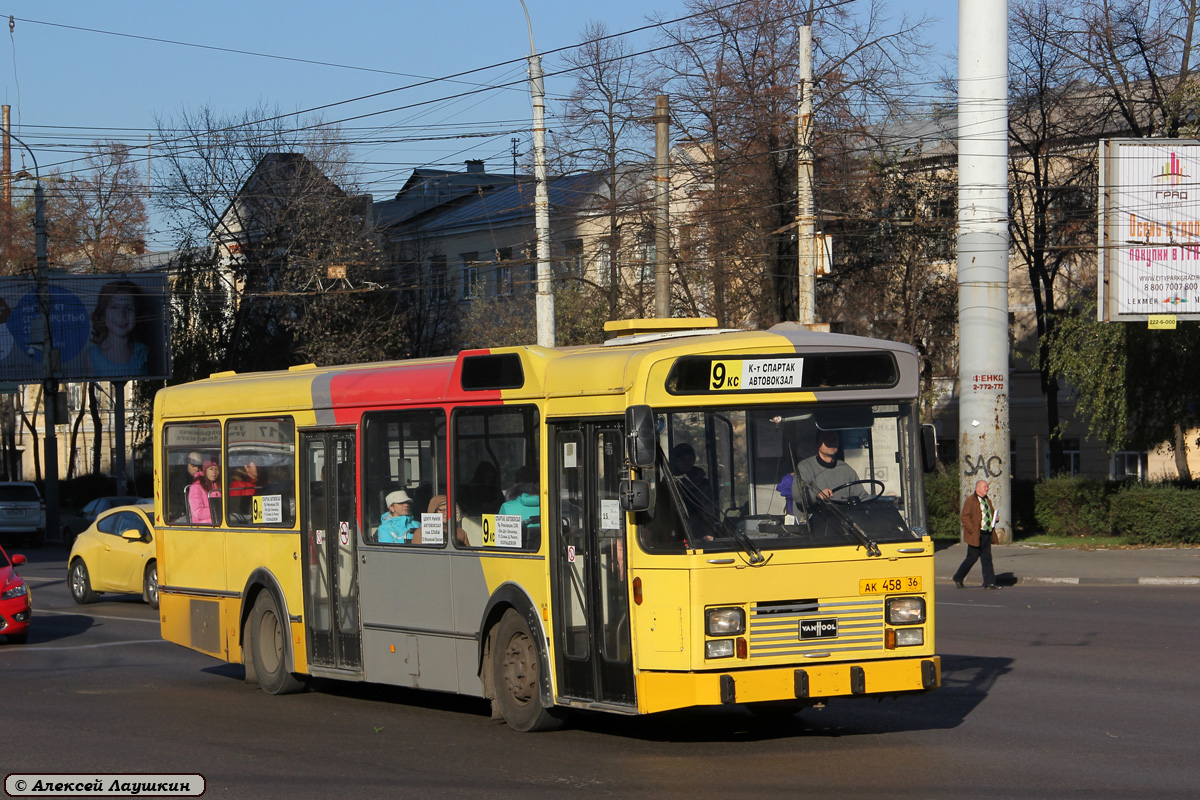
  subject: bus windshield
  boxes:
[637,402,927,555]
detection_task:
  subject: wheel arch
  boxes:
[238,568,296,673]
[477,582,554,708]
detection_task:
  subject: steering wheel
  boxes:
[827,479,886,504]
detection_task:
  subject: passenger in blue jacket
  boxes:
[498,465,539,522]
[378,490,421,543]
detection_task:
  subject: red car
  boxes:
[0,543,31,644]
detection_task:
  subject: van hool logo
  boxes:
[1153,152,1191,199]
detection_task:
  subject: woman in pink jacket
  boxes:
[188,460,222,525]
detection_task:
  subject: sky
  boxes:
[0,0,960,250]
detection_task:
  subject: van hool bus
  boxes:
[153,318,939,730]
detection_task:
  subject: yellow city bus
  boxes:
[153,318,940,731]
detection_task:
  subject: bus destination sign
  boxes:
[709,358,804,391]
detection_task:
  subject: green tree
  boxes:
[1049,298,1200,478]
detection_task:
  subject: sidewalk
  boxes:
[935,542,1200,587]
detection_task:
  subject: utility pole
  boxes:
[521,0,554,348]
[796,25,816,326]
[957,0,1011,543]
[654,95,671,318]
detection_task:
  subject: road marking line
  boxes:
[2,639,167,652]
[34,608,160,624]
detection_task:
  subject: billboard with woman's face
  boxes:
[0,272,170,382]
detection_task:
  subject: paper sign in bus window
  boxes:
[420,513,445,545]
[252,495,283,524]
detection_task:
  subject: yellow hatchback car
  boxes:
[68,502,158,609]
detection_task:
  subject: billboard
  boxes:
[1099,139,1200,321]
[0,272,170,382]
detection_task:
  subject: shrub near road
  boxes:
[1109,484,1200,545]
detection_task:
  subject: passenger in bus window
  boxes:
[378,490,420,544]
[462,461,503,515]
[792,430,863,504]
[499,465,539,522]
[173,451,205,523]
[188,460,222,526]
[228,461,259,523]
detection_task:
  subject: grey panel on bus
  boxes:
[450,554,491,691]
[456,639,484,697]
[362,629,462,692]
[359,548,454,632]
[190,599,220,654]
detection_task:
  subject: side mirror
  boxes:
[121,529,143,541]
[920,425,938,473]
[11,553,26,566]
[625,404,657,468]
[619,479,651,512]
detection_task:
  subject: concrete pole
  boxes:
[796,25,815,326]
[521,0,554,347]
[957,0,1011,543]
[654,95,671,318]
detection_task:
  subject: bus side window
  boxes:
[361,408,447,547]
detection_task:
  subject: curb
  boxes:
[941,577,1200,586]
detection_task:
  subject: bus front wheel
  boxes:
[250,591,306,695]
[491,609,563,732]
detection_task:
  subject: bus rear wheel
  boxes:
[250,591,305,695]
[492,609,562,732]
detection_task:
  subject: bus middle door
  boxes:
[550,422,635,709]
[301,430,363,676]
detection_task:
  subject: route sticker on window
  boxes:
[600,498,621,530]
[420,512,445,545]
[482,514,523,548]
[252,494,283,524]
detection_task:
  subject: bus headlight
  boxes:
[705,639,735,659]
[706,607,745,636]
[886,596,925,625]
[895,628,924,646]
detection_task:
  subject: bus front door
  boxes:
[301,430,363,675]
[550,422,635,708]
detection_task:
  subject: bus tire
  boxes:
[491,608,562,732]
[249,591,305,695]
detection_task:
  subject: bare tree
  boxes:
[54,142,148,271]
[1008,0,1106,475]
[654,0,932,328]
[553,20,655,318]
[153,104,404,372]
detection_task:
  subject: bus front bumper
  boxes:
[635,654,941,714]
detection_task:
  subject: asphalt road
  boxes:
[4,549,1198,799]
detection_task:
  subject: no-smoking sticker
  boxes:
[339,521,350,546]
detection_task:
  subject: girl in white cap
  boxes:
[378,490,420,543]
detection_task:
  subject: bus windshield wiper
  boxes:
[799,478,882,557]
[659,448,764,564]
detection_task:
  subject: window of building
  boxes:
[224,417,297,527]
[562,239,584,279]
[595,242,611,286]
[495,247,514,296]
[430,255,448,303]
[1061,438,1080,477]
[461,252,481,299]
[163,421,222,526]
[1110,451,1147,481]
[452,405,540,551]
[362,409,447,546]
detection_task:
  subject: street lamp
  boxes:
[519,0,554,347]
[6,130,61,545]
